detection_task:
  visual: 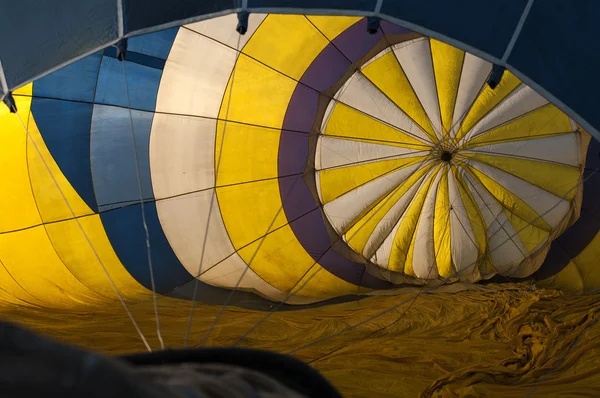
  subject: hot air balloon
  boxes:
[1,3,600,397]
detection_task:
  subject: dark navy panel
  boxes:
[508,0,600,150]
[249,0,376,10]
[30,98,97,212]
[32,52,103,102]
[90,105,154,210]
[124,0,234,33]
[127,27,179,59]
[94,57,161,111]
[382,0,527,59]
[0,0,118,90]
[100,202,193,293]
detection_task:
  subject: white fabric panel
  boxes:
[370,167,438,268]
[411,169,443,279]
[323,162,423,234]
[466,160,571,228]
[156,190,292,303]
[156,190,237,275]
[150,113,216,199]
[330,72,431,143]
[155,28,237,117]
[462,172,525,273]
[362,174,428,258]
[393,39,443,138]
[186,13,266,49]
[468,133,581,167]
[465,84,549,141]
[450,53,492,138]
[316,135,425,170]
[447,170,479,272]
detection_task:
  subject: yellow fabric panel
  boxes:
[389,166,440,273]
[214,121,280,186]
[404,223,420,277]
[236,226,358,298]
[361,51,438,142]
[242,15,329,80]
[325,103,428,148]
[452,168,487,257]
[502,209,549,253]
[461,163,550,232]
[569,231,600,291]
[216,179,290,249]
[0,256,44,307]
[217,54,296,128]
[345,163,435,255]
[294,261,370,298]
[318,156,426,204]
[45,216,149,300]
[455,71,521,141]
[434,165,452,277]
[430,39,464,141]
[26,111,94,222]
[0,93,42,232]
[0,226,101,307]
[13,85,32,96]
[465,104,573,147]
[538,261,584,292]
[305,16,361,40]
[461,153,580,201]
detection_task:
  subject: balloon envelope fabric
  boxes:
[2,13,600,397]
[0,14,599,309]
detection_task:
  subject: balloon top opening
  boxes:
[441,151,453,162]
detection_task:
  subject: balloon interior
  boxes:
[1,13,599,397]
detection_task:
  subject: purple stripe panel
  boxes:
[281,84,318,134]
[380,20,413,36]
[300,44,350,92]
[278,18,393,289]
[331,18,382,63]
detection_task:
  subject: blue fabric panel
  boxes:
[32,52,102,102]
[100,202,193,293]
[508,0,600,146]
[382,0,527,59]
[94,57,161,111]
[90,105,154,210]
[249,0,376,10]
[30,98,98,212]
[0,0,118,90]
[103,47,166,70]
[127,28,179,59]
[124,0,234,33]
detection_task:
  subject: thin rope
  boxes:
[185,33,243,348]
[121,60,164,350]
[14,112,152,352]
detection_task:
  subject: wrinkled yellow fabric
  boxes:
[1,284,599,397]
